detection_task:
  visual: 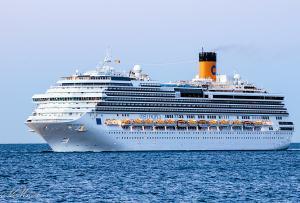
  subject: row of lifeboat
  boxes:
[105,119,272,127]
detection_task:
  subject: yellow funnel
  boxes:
[199,52,217,81]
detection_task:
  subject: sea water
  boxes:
[0,144,299,202]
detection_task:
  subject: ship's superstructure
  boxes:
[26,52,294,152]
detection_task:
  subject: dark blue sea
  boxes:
[0,144,299,202]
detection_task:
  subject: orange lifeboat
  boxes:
[232,120,242,125]
[133,118,143,126]
[177,119,187,127]
[105,119,119,126]
[220,120,230,125]
[165,119,176,126]
[254,120,263,126]
[144,118,154,126]
[243,120,254,126]
[209,120,218,125]
[188,119,198,126]
[263,120,273,126]
[155,119,165,126]
[105,119,112,125]
[112,119,120,126]
[198,120,209,126]
[121,119,132,126]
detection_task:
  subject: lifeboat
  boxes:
[121,119,132,126]
[105,119,119,126]
[144,118,154,126]
[177,119,187,127]
[188,119,198,126]
[263,120,273,126]
[198,120,209,126]
[105,119,111,125]
[220,120,230,126]
[133,118,143,126]
[112,119,120,126]
[243,120,254,126]
[209,120,218,125]
[254,120,263,126]
[155,119,165,126]
[232,120,242,125]
[165,119,176,126]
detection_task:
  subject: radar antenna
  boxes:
[96,47,112,70]
[103,47,112,64]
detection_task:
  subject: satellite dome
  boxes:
[234,73,241,80]
[133,65,142,73]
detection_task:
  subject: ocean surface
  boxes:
[0,144,299,202]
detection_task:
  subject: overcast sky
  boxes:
[0,0,299,143]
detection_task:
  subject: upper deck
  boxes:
[26,51,292,125]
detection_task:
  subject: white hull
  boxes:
[26,114,293,152]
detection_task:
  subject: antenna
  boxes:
[104,46,112,63]
[96,47,113,69]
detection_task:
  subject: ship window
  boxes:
[265,96,284,100]
[279,127,294,131]
[213,95,234,99]
[234,95,264,100]
[278,122,293,125]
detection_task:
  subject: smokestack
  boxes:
[199,52,217,81]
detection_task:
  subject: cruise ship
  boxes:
[26,51,294,152]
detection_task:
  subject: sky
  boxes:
[0,0,299,143]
